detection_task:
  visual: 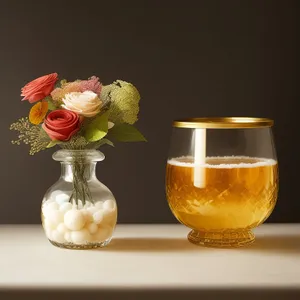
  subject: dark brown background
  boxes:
[0,0,298,223]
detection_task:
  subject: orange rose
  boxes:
[21,73,58,103]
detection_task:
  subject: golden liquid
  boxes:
[166,156,278,231]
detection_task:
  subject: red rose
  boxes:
[42,110,81,141]
[21,73,58,103]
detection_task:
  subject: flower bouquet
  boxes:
[10,73,146,249]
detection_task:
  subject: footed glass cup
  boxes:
[166,117,278,248]
[41,150,117,249]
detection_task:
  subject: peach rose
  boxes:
[21,73,58,103]
[42,110,80,141]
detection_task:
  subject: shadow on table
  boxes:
[1,289,299,300]
[100,237,203,252]
[245,234,300,254]
[101,235,300,253]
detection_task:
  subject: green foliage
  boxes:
[84,111,109,142]
[107,123,146,142]
[100,138,114,147]
[60,135,89,150]
[86,138,114,149]
[54,79,67,89]
[10,118,51,155]
[46,140,62,148]
[101,80,140,124]
[44,96,58,110]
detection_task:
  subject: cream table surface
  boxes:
[0,224,299,299]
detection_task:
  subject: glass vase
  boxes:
[41,149,117,249]
[166,117,279,248]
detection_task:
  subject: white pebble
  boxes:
[51,230,66,243]
[87,206,97,222]
[64,210,85,231]
[103,209,117,227]
[76,200,84,209]
[48,210,64,226]
[93,210,104,224]
[50,190,63,200]
[71,229,91,244]
[42,205,49,218]
[43,218,56,230]
[95,201,104,209]
[59,202,73,213]
[57,223,68,235]
[55,193,70,206]
[47,202,59,211]
[87,206,98,216]
[87,223,98,234]
[64,232,72,243]
[43,219,55,237]
[103,200,115,211]
[82,210,93,223]
[43,197,54,204]
[93,226,112,242]
[84,202,92,209]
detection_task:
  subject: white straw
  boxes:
[193,128,206,188]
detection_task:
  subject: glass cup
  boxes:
[166,117,278,248]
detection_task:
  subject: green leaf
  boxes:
[54,79,67,89]
[84,112,109,142]
[46,140,62,148]
[44,96,57,110]
[108,124,146,142]
[99,138,114,147]
[88,138,114,149]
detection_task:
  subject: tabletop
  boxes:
[0,224,299,299]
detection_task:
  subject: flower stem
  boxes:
[69,155,93,206]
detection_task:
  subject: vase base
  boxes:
[188,229,255,248]
[49,238,112,250]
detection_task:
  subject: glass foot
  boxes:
[188,229,255,248]
[49,238,111,250]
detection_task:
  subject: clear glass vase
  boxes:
[41,149,117,249]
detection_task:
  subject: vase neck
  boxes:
[60,162,97,182]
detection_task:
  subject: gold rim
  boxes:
[173,117,274,129]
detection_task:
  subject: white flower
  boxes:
[108,121,114,129]
[62,91,102,117]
